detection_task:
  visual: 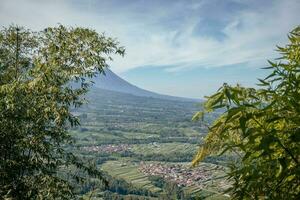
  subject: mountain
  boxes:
[92,69,197,102]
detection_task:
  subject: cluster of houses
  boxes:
[81,144,131,153]
[138,162,214,187]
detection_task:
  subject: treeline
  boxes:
[73,145,232,164]
[124,152,195,162]
[76,136,201,146]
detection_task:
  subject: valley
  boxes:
[70,85,230,199]
[2,4,298,199]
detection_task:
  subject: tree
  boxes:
[192,26,300,199]
[0,25,124,199]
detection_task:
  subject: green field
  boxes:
[130,143,198,156]
[101,160,163,194]
[101,159,230,199]
[71,88,229,199]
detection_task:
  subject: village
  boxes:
[139,162,227,189]
[82,144,230,191]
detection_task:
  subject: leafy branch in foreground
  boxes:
[192,26,300,199]
[0,25,124,199]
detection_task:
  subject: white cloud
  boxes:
[0,0,299,73]
[106,0,300,73]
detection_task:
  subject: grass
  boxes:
[101,160,162,194]
[130,142,198,155]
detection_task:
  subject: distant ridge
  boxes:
[92,69,197,102]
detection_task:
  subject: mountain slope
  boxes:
[92,69,197,102]
[81,87,199,123]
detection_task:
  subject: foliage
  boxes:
[192,26,300,199]
[0,25,124,199]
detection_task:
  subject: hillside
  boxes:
[92,69,198,102]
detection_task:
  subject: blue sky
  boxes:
[1,0,299,98]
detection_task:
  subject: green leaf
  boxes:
[192,111,204,121]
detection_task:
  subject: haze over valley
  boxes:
[70,71,228,199]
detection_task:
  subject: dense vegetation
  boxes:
[0,25,124,199]
[192,26,300,199]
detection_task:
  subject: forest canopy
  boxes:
[0,25,124,199]
[192,26,300,199]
